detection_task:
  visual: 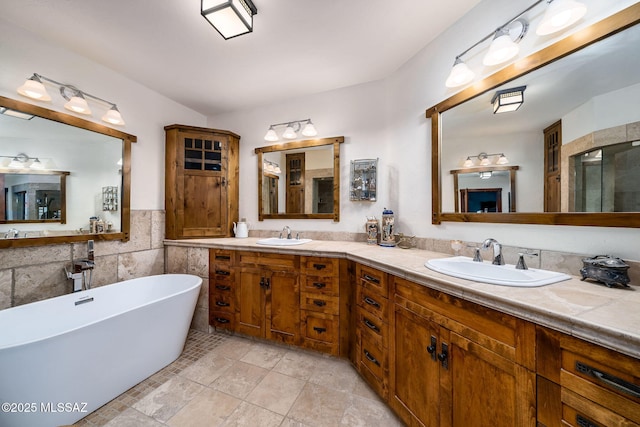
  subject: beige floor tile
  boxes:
[179,352,235,385]
[272,349,325,381]
[132,376,205,422]
[214,336,254,360]
[287,383,350,427]
[280,418,312,427]
[166,389,241,427]
[240,341,287,369]
[211,360,269,399]
[351,374,381,401]
[245,371,305,415]
[340,394,404,427]
[308,357,360,393]
[103,407,165,427]
[222,401,284,427]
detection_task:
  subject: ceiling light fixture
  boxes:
[444,0,587,88]
[462,152,509,168]
[201,0,257,40]
[263,119,317,142]
[16,73,126,126]
[491,86,526,113]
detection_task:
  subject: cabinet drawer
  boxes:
[238,251,297,271]
[301,275,339,295]
[210,310,235,330]
[301,257,339,276]
[356,264,388,296]
[210,249,233,265]
[562,387,639,427]
[356,284,389,320]
[356,306,387,350]
[359,332,386,380]
[210,294,234,313]
[301,311,338,345]
[300,292,339,315]
[211,268,233,283]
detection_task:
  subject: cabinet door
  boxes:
[447,333,536,427]
[265,270,299,345]
[236,266,265,338]
[181,173,227,237]
[392,304,441,427]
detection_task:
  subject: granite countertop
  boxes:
[165,238,640,360]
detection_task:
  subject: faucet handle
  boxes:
[472,247,483,262]
[516,251,539,270]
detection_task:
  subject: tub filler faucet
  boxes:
[65,240,95,292]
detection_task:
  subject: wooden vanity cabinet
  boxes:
[354,264,390,398]
[165,124,239,239]
[390,277,537,427]
[234,251,300,345]
[299,256,341,355]
[209,249,236,330]
[536,326,640,427]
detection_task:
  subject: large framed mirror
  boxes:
[427,4,640,228]
[255,136,343,221]
[0,95,136,248]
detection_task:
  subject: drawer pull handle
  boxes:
[363,274,380,284]
[215,317,230,324]
[575,361,640,398]
[216,301,230,307]
[312,282,326,289]
[363,318,379,332]
[363,349,381,367]
[313,300,326,307]
[215,255,231,261]
[576,414,600,427]
[313,263,327,270]
[313,326,327,334]
[363,297,380,308]
[427,336,437,361]
[215,270,230,276]
[215,285,231,291]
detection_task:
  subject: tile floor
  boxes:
[76,330,403,426]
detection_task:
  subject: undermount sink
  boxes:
[256,237,312,246]
[425,256,571,287]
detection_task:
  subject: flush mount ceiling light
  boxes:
[16,73,126,126]
[491,86,526,113]
[463,152,509,168]
[263,119,317,141]
[201,0,257,40]
[444,0,587,88]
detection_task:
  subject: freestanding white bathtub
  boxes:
[0,273,202,427]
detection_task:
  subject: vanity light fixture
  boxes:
[263,160,281,174]
[1,153,47,170]
[444,0,587,88]
[479,171,493,179]
[263,119,317,141]
[463,152,509,168]
[491,86,526,113]
[16,73,126,126]
[201,0,257,40]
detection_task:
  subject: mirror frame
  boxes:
[255,136,344,221]
[1,169,70,223]
[0,95,136,248]
[427,4,640,228]
[450,165,519,213]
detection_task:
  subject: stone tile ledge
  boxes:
[164,237,640,360]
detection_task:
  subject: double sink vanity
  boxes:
[165,237,640,426]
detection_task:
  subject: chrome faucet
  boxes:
[281,226,292,239]
[481,238,504,265]
[4,228,19,239]
[66,240,96,292]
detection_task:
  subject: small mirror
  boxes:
[255,136,343,221]
[1,170,69,222]
[449,166,518,213]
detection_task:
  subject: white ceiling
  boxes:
[0,0,481,116]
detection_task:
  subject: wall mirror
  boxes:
[255,136,343,221]
[0,95,136,248]
[427,4,640,227]
[450,165,518,213]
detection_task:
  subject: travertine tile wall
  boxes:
[0,210,165,311]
